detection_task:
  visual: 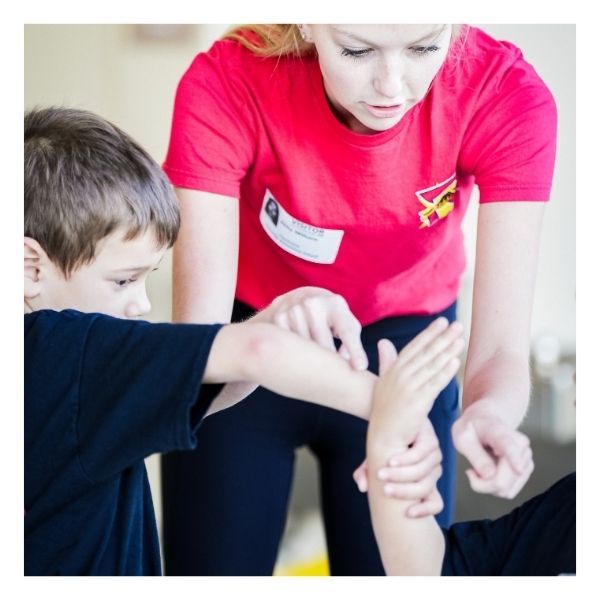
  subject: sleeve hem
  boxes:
[163,164,240,198]
[478,187,551,203]
[172,324,225,450]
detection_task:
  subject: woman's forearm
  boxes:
[462,348,531,428]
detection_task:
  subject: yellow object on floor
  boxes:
[274,554,329,576]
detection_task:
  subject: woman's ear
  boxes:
[298,25,313,44]
[24,237,49,300]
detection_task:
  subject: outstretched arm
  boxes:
[367,318,464,574]
[204,320,376,419]
[205,287,369,416]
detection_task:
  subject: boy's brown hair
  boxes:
[25,107,180,276]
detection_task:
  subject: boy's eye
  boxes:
[341,47,372,59]
[115,278,136,287]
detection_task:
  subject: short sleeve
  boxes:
[442,473,575,576]
[163,42,257,198]
[77,315,224,483]
[458,58,558,203]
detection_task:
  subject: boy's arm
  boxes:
[367,441,446,575]
[366,319,464,574]
[203,321,375,419]
[205,287,368,416]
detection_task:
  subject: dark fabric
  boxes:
[161,301,458,575]
[442,473,576,575]
[24,310,223,575]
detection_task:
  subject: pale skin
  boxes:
[367,318,467,575]
[172,24,544,500]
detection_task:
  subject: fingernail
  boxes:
[383,484,394,496]
[389,458,400,467]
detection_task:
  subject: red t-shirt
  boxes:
[164,26,557,325]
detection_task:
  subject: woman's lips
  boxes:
[363,103,406,118]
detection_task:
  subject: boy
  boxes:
[24,107,439,575]
[366,320,575,575]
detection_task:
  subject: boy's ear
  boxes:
[24,237,49,299]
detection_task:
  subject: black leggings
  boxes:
[161,301,459,575]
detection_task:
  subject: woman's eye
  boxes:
[341,47,372,59]
[410,45,441,56]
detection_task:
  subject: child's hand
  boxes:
[353,418,444,518]
[452,402,534,499]
[258,287,368,370]
[369,317,465,450]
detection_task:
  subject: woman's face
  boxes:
[306,24,452,134]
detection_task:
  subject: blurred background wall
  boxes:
[25,24,575,574]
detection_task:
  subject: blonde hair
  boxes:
[223,24,466,58]
[223,25,313,58]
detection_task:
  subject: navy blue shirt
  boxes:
[25,310,224,575]
[442,473,575,575]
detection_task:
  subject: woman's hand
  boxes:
[254,287,368,370]
[354,418,445,518]
[452,400,534,499]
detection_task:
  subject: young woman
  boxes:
[160,24,556,575]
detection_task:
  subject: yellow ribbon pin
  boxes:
[416,177,457,229]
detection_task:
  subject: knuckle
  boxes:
[333,293,348,308]
[302,297,318,312]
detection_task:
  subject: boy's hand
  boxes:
[452,402,534,499]
[369,318,464,449]
[353,418,444,518]
[258,287,368,370]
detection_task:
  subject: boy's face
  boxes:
[26,229,166,319]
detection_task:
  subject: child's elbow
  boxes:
[235,323,283,382]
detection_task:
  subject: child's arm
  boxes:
[205,287,368,416]
[203,320,375,419]
[366,318,464,574]
[358,418,444,517]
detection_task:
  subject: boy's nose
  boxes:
[125,289,152,319]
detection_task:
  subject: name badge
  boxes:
[259,190,344,264]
